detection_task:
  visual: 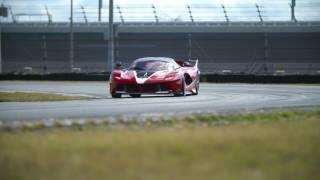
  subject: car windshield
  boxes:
[129,60,174,71]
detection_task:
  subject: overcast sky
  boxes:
[1,0,320,22]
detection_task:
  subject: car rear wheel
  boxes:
[111,93,122,98]
[130,94,141,98]
[194,74,200,95]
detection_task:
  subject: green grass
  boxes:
[0,92,91,102]
[0,110,320,180]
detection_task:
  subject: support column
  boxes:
[0,27,2,73]
[188,33,192,59]
[69,0,74,72]
[263,33,269,74]
[42,36,48,74]
[98,0,102,22]
[0,5,4,73]
[291,0,297,22]
[115,25,119,62]
[108,0,114,72]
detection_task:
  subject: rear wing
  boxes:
[188,59,198,68]
[175,59,198,68]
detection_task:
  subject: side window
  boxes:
[169,64,175,71]
[173,63,180,70]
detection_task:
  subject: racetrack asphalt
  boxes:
[0,81,320,121]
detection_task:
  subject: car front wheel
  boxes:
[174,78,186,97]
[130,94,141,98]
[111,93,122,98]
[194,75,200,95]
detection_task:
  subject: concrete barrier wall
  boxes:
[1,73,320,84]
[2,32,320,74]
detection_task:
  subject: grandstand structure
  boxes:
[0,0,320,75]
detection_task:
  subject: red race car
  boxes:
[109,57,200,98]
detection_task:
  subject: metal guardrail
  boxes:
[2,21,320,33]
[2,21,320,27]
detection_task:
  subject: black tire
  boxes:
[181,78,186,96]
[111,93,122,98]
[194,75,200,95]
[174,78,186,97]
[129,94,141,98]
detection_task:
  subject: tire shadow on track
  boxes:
[105,94,196,99]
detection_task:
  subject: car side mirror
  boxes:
[115,62,122,69]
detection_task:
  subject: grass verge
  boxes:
[0,92,91,102]
[0,110,320,180]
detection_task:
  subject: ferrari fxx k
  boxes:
[109,57,200,98]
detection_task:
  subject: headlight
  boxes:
[121,71,133,79]
[111,71,122,81]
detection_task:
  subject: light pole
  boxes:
[0,26,2,74]
[70,0,74,72]
[264,33,268,74]
[188,33,192,59]
[291,0,297,22]
[98,0,102,22]
[42,36,48,74]
[0,5,3,73]
[108,0,114,72]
